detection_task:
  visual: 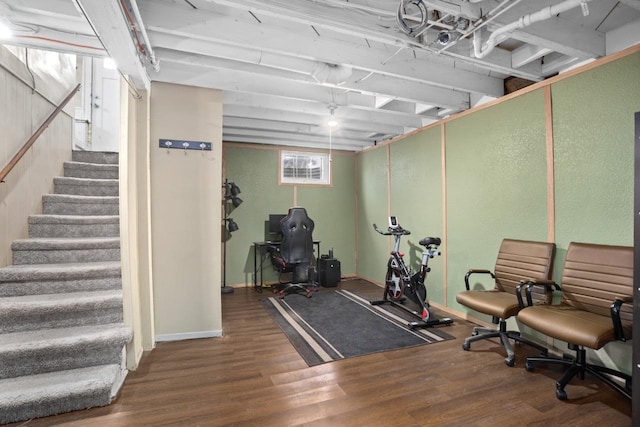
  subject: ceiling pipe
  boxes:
[129,0,159,72]
[473,0,592,59]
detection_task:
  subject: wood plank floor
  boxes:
[10,279,632,426]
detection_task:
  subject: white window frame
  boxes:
[279,150,331,186]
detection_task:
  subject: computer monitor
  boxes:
[268,214,286,241]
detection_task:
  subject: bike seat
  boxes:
[419,237,441,247]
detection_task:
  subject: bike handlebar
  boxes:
[373,223,411,236]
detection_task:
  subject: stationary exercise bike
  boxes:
[370,216,452,329]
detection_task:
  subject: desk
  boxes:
[253,240,320,292]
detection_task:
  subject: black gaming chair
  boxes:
[269,207,318,298]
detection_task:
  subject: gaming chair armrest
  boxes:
[611,296,633,341]
[464,269,495,290]
[265,244,279,253]
[525,280,560,306]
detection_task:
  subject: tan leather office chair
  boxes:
[456,239,555,366]
[518,242,633,400]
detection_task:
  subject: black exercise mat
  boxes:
[262,289,454,366]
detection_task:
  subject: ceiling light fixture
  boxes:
[327,103,338,128]
[327,103,338,161]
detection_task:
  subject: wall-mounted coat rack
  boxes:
[159,139,211,151]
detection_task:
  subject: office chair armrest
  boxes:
[464,269,495,290]
[515,280,531,309]
[525,280,559,306]
[611,296,633,341]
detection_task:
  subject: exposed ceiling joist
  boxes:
[73,0,150,90]
[0,0,637,151]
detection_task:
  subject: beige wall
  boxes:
[135,89,156,351]
[149,81,223,341]
[0,46,76,267]
[119,80,149,369]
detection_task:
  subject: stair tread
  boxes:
[72,151,119,165]
[12,237,120,250]
[0,261,120,280]
[43,194,119,203]
[0,260,120,273]
[29,214,119,224]
[0,289,122,306]
[64,162,118,169]
[0,323,131,349]
[54,177,118,185]
[0,364,120,398]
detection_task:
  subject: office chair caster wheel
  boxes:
[555,388,567,400]
[525,361,534,371]
[504,357,515,367]
[462,341,470,351]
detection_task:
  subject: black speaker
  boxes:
[318,258,340,287]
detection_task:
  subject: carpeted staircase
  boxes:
[0,151,132,424]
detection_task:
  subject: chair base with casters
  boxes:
[461,316,548,367]
[525,343,632,400]
[270,263,318,299]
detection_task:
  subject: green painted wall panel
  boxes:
[297,153,357,274]
[389,127,445,304]
[356,147,390,283]
[223,146,293,286]
[552,52,640,272]
[223,146,357,286]
[445,89,548,311]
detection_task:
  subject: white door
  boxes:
[89,57,120,152]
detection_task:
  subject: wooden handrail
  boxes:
[0,83,81,183]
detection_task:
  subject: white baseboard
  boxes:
[155,330,223,343]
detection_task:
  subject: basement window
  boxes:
[279,150,331,185]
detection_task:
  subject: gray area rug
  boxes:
[263,289,454,366]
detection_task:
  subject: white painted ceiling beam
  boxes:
[159,62,433,130]
[203,0,422,48]
[223,101,420,134]
[434,37,543,81]
[487,12,605,59]
[620,0,640,12]
[141,1,505,96]
[511,44,552,69]
[224,127,369,147]
[7,0,84,18]
[224,117,315,135]
[222,134,366,152]
[9,8,95,36]
[541,54,581,76]
[223,98,410,133]
[224,113,406,137]
[156,50,469,111]
[74,0,150,89]
[225,123,375,142]
[6,28,104,56]
[224,119,390,141]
